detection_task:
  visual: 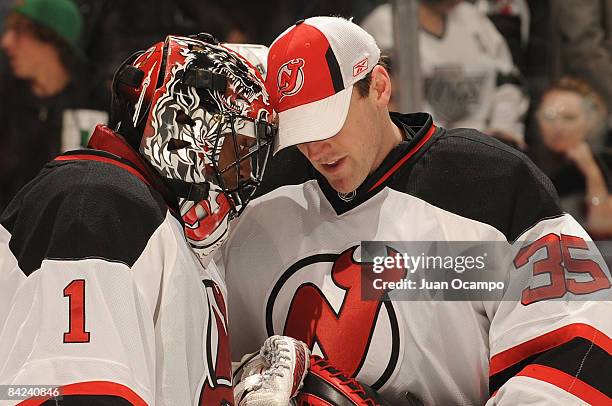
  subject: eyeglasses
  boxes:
[536,106,582,124]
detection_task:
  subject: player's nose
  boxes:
[298,139,331,163]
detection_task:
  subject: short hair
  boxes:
[4,12,77,71]
[543,76,607,118]
[354,54,391,98]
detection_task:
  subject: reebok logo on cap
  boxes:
[266,16,381,153]
[277,58,305,101]
[353,58,369,77]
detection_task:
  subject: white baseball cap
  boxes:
[266,16,381,153]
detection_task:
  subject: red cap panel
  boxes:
[267,23,337,112]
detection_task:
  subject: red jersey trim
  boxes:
[368,124,437,192]
[517,364,610,405]
[490,323,612,376]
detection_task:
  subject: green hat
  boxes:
[12,0,82,46]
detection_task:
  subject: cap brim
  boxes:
[274,85,353,154]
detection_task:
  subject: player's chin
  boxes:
[327,175,363,195]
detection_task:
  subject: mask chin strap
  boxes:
[164,178,211,201]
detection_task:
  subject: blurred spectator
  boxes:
[0,0,109,211]
[555,0,612,130]
[533,77,612,236]
[473,0,530,73]
[361,0,529,149]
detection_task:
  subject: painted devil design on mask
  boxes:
[134,36,275,261]
[141,36,272,186]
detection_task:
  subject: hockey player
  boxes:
[217,17,612,404]
[0,34,308,405]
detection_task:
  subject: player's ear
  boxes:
[370,65,392,108]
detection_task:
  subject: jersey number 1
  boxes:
[63,279,91,343]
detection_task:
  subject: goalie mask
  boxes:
[111,34,276,216]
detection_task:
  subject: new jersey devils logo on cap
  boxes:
[277,58,305,101]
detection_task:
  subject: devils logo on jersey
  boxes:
[266,246,406,390]
[198,279,234,405]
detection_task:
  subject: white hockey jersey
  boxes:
[0,125,234,405]
[217,113,612,405]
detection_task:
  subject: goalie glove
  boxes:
[233,335,310,405]
[295,355,402,406]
